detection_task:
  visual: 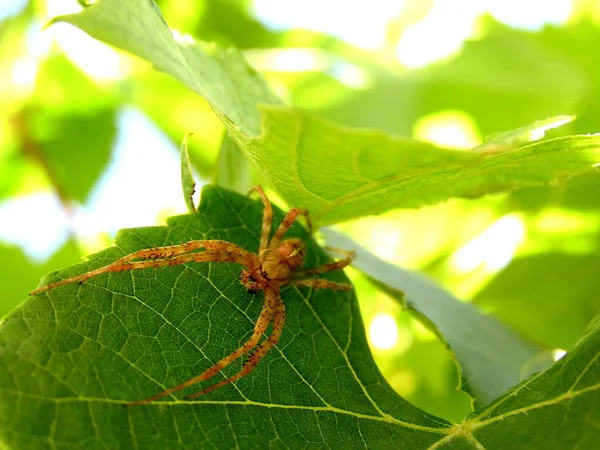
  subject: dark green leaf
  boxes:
[2,187,598,448]
[0,186,451,448]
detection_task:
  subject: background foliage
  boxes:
[1,0,600,448]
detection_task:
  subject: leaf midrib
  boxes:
[6,389,450,434]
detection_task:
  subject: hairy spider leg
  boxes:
[30,249,258,295]
[186,288,285,399]
[113,239,252,263]
[126,295,276,406]
[288,278,353,290]
[249,185,273,253]
[268,208,308,249]
[291,253,355,278]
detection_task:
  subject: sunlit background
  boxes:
[2,0,600,422]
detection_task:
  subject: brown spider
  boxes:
[30,186,354,406]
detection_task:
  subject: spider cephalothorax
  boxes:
[30,186,354,406]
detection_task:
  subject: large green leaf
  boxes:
[0,186,450,448]
[51,0,600,226]
[244,108,600,225]
[321,229,550,407]
[2,187,599,448]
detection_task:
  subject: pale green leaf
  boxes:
[49,0,281,137]
[478,115,576,148]
[180,133,196,213]
[213,132,252,194]
[51,0,600,226]
[246,107,600,225]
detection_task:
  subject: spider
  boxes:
[30,186,354,406]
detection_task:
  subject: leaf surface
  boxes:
[2,187,599,448]
[51,0,600,225]
[0,186,450,449]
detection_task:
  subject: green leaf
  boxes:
[321,229,551,407]
[0,186,451,448]
[213,131,252,194]
[49,0,281,137]
[2,187,598,448]
[179,133,196,213]
[51,0,600,226]
[478,115,576,148]
[247,108,600,225]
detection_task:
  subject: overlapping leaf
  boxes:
[51,0,600,226]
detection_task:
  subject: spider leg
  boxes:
[126,293,275,406]
[288,278,352,290]
[30,250,258,295]
[249,185,273,253]
[291,252,355,278]
[185,288,285,399]
[268,207,308,249]
[112,239,252,264]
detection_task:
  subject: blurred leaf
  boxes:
[479,115,576,148]
[50,1,281,137]
[52,1,600,226]
[9,55,118,203]
[180,133,196,212]
[33,55,116,113]
[474,252,600,349]
[213,131,251,193]
[130,72,224,177]
[32,108,117,203]
[0,186,453,448]
[0,240,81,317]
[322,228,551,406]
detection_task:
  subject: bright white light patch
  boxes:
[50,24,127,81]
[552,349,567,361]
[369,313,399,350]
[453,215,525,272]
[253,0,404,49]
[77,108,189,237]
[396,0,484,68]
[413,110,481,149]
[0,193,70,262]
[11,57,38,86]
[488,0,572,30]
